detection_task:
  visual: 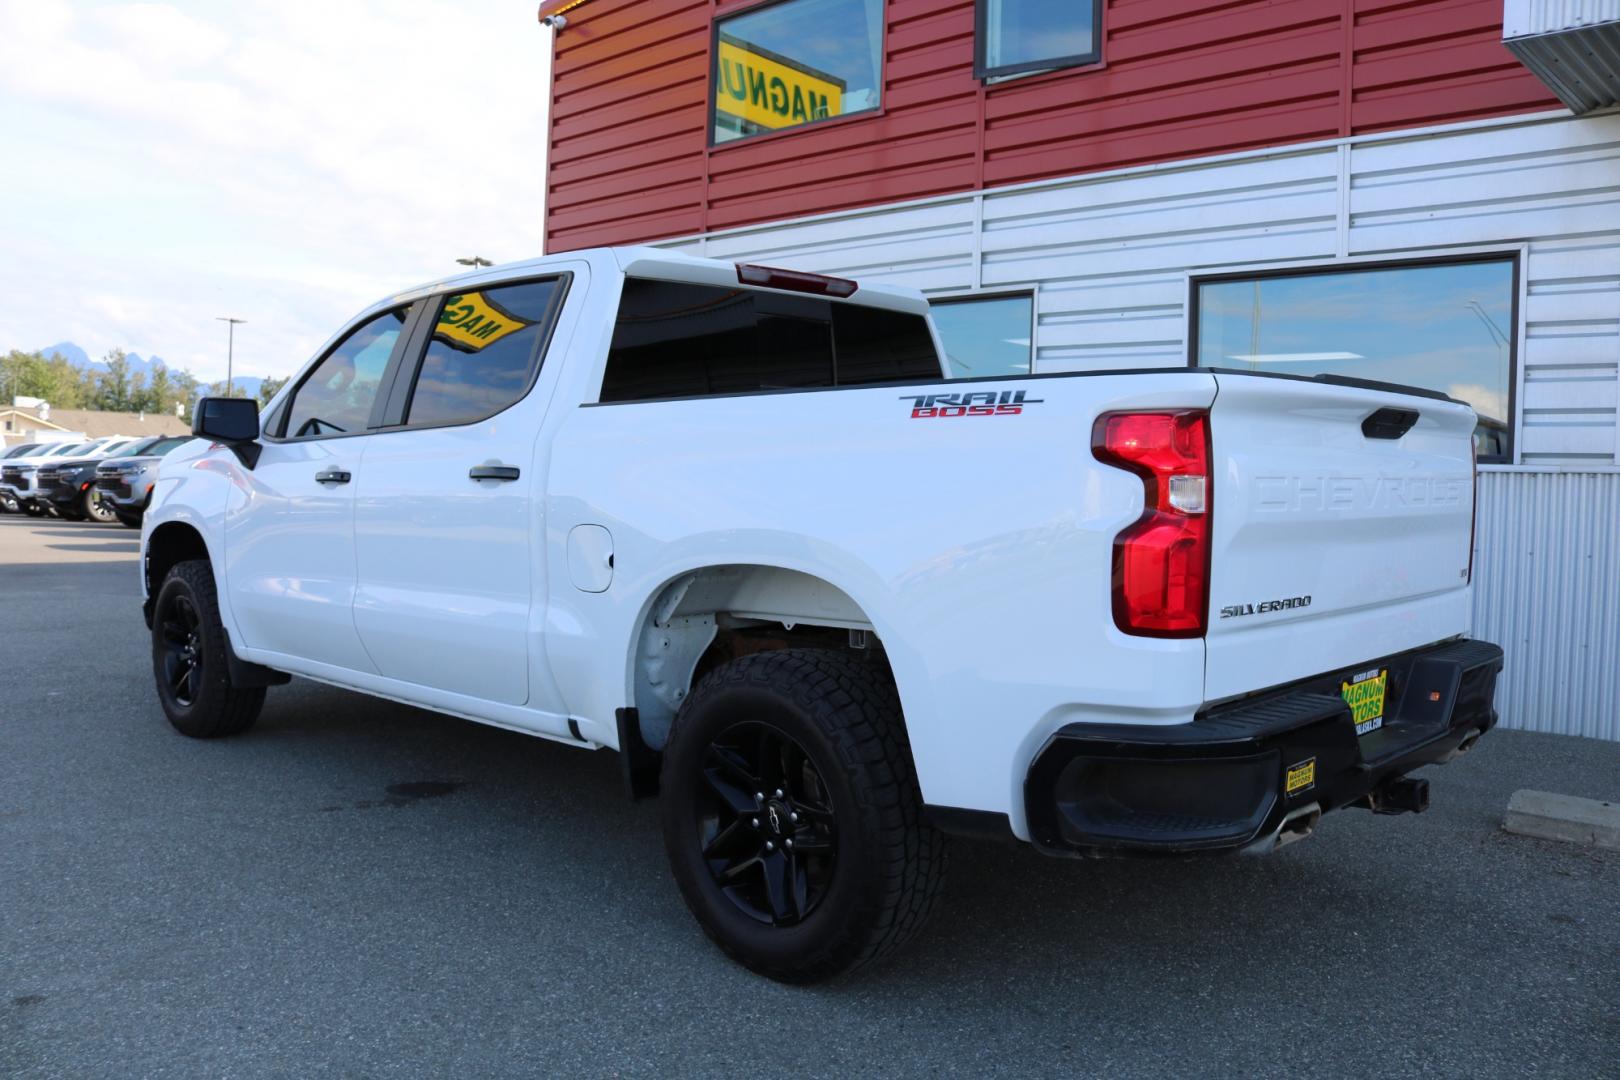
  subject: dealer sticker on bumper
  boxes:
[1342,668,1389,736]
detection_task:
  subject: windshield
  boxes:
[108,438,158,458]
[3,444,39,458]
[48,443,94,457]
[145,437,192,457]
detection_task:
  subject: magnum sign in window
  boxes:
[406,278,565,428]
[711,0,883,144]
[1193,257,1517,461]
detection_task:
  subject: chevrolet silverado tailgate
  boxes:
[1204,374,1476,701]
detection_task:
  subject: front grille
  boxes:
[96,475,132,498]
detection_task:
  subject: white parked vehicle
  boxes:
[141,247,1503,981]
[2,437,133,516]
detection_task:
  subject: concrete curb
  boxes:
[1503,789,1620,850]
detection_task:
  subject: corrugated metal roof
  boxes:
[1473,469,1620,741]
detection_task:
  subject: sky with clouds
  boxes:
[0,0,554,384]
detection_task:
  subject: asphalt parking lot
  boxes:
[1,514,1617,1079]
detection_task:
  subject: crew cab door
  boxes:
[350,273,577,722]
[224,305,412,672]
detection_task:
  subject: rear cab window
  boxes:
[599,278,940,403]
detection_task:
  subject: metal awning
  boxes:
[1503,0,1620,113]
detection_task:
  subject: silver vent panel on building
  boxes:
[1504,0,1620,113]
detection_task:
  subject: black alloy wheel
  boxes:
[158,593,204,708]
[695,721,837,926]
[660,649,947,982]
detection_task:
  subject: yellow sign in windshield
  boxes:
[715,36,844,131]
[434,292,530,352]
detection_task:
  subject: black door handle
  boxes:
[469,465,521,482]
[314,468,351,484]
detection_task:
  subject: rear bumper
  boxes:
[1024,638,1503,857]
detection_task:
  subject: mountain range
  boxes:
[36,341,263,399]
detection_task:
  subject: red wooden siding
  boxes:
[544,0,1558,252]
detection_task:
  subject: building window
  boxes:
[1192,256,1517,462]
[930,294,1035,379]
[710,0,883,145]
[976,0,1101,80]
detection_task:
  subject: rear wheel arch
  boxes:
[626,563,908,757]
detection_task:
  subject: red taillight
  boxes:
[736,263,858,298]
[1092,410,1211,638]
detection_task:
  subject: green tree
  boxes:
[145,364,174,414]
[93,349,132,411]
[2,349,90,408]
[257,376,288,406]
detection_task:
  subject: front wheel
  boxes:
[83,489,117,523]
[152,559,265,737]
[659,649,947,982]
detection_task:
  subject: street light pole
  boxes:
[216,316,246,397]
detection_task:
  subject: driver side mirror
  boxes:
[192,397,261,468]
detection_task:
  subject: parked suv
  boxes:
[142,247,1503,981]
[1,443,44,512]
[3,440,107,516]
[92,435,194,527]
[34,438,144,520]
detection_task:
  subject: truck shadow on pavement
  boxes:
[237,679,1617,1018]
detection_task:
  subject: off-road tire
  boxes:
[152,559,265,738]
[659,648,947,983]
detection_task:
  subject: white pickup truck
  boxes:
[142,247,1503,981]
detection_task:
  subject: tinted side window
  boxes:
[833,304,942,385]
[601,280,833,402]
[405,279,566,427]
[284,308,407,438]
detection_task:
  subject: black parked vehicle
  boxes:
[39,437,166,522]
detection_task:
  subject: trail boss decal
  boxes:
[1219,595,1312,620]
[901,390,1042,419]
